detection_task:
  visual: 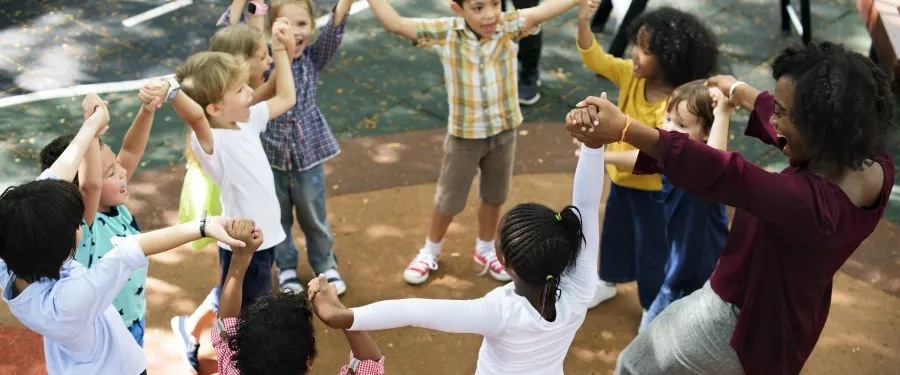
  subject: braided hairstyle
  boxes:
[772,41,893,170]
[498,203,584,322]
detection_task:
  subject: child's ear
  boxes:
[205,103,222,117]
[450,1,465,16]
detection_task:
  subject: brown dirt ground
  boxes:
[1,123,898,374]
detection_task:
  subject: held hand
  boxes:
[566,92,626,148]
[272,21,295,56]
[83,103,110,137]
[138,78,168,112]
[224,218,264,256]
[204,216,248,248]
[578,0,601,22]
[81,93,108,121]
[308,274,347,328]
[709,86,735,117]
[705,75,738,99]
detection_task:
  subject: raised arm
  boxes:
[171,90,215,155]
[79,138,102,226]
[119,81,165,181]
[706,87,734,151]
[308,0,351,72]
[265,22,299,120]
[366,0,418,40]
[560,144,604,303]
[217,220,263,318]
[228,0,248,28]
[519,0,579,31]
[575,0,630,86]
[48,99,108,182]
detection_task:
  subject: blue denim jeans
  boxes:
[127,317,145,347]
[272,164,337,274]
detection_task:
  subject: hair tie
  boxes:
[555,213,561,221]
[546,275,553,280]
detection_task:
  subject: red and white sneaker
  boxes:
[403,250,439,285]
[474,250,511,282]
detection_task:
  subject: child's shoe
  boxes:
[474,250,511,282]
[170,316,200,374]
[321,268,347,296]
[588,279,618,309]
[278,268,304,294]
[403,249,439,284]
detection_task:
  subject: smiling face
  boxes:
[630,27,662,81]
[452,0,503,39]
[98,144,128,209]
[771,77,813,167]
[247,39,273,88]
[276,3,315,58]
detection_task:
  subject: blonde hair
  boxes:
[210,24,266,59]
[267,0,316,33]
[176,51,249,162]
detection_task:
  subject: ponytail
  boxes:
[499,204,584,322]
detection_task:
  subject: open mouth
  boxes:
[776,134,789,154]
[482,23,497,34]
[120,182,128,197]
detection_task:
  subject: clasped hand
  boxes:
[565,92,628,148]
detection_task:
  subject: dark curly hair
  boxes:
[498,203,583,322]
[228,291,317,374]
[772,41,893,170]
[39,133,105,185]
[628,7,718,88]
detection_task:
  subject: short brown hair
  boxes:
[665,79,714,133]
[210,24,266,59]
[268,0,316,33]
[175,51,249,116]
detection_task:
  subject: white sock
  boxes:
[476,238,495,254]
[424,238,443,256]
[279,269,298,284]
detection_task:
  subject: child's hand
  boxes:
[578,0,600,22]
[272,19,296,56]
[226,218,264,256]
[308,274,349,328]
[204,216,250,248]
[709,86,735,117]
[705,75,739,100]
[138,78,169,112]
[83,102,110,137]
[81,93,108,121]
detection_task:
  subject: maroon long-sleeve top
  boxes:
[633,91,895,375]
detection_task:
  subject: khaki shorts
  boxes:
[434,129,517,216]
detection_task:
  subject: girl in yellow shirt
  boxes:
[576,3,718,322]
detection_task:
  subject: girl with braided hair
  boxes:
[309,143,605,374]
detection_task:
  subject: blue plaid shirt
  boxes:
[261,12,346,171]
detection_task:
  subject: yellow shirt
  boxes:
[578,37,667,191]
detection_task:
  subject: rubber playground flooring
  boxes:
[0,0,898,374]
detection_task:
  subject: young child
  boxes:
[604,80,734,331]
[310,142,605,374]
[38,89,165,347]
[0,100,250,374]
[164,23,297,373]
[576,4,719,312]
[212,222,386,374]
[364,0,583,285]
[261,0,353,295]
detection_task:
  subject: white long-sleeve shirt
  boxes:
[349,145,604,374]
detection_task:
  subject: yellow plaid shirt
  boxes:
[414,11,535,139]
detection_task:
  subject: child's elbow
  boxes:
[80,180,102,196]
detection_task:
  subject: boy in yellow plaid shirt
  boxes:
[365,0,584,284]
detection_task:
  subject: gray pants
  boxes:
[615,282,745,375]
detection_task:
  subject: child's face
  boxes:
[98,144,129,208]
[630,27,661,80]
[248,39,273,88]
[214,83,256,123]
[452,0,503,38]
[662,101,707,142]
[277,3,314,58]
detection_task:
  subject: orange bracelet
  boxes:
[619,115,633,143]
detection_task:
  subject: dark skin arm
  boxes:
[218,220,264,319]
[307,275,383,361]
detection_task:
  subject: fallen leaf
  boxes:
[450,252,460,257]
[537,158,543,164]
[363,198,368,204]
[336,88,343,95]
[600,330,613,340]
[518,130,529,136]
[386,142,401,149]
[332,184,339,190]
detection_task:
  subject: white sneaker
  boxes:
[278,269,303,294]
[588,279,617,309]
[321,268,347,296]
[474,249,511,282]
[404,250,439,284]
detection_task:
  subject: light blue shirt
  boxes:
[0,170,148,375]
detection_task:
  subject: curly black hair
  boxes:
[628,7,719,88]
[772,41,893,170]
[228,291,317,374]
[498,203,583,322]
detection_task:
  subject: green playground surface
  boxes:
[1,0,898,221]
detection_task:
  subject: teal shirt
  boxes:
[77,205,147,328]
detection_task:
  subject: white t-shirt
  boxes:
[0,170,148,374]
[190,102,286,250]
[348,145,605,375]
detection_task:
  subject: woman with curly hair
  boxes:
[566,41,895,374]
[575,2,719,318]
